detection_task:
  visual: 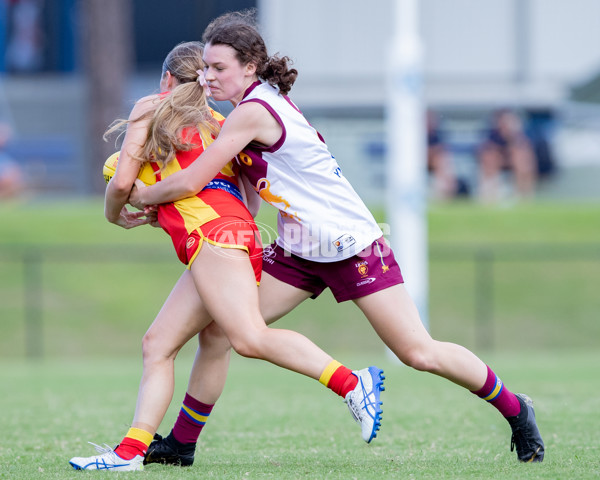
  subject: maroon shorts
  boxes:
[262,237,404,302]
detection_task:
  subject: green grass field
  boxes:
[1,198,599,478]
[1,351,599,479]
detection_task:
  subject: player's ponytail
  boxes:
[261,55,297,95]
[105,41,221,167]
[142,41,220,166]
[143,76,220,167]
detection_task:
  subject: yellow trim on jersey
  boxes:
[182,405,209,424]
[319,360,343,387]
[125,427,154,447]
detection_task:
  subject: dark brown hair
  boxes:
[202,9,298,95]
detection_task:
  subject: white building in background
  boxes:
[3,0,599,197]
[259,0,600,111]
[258,0,600,205]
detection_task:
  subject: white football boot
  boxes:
[69,442,144,471]
[345,366,385,443]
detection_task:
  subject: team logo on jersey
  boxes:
[237,152,253,166]
[256,178,290,209]
[355,260,369,277]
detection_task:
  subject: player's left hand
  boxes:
[115,206,154,229]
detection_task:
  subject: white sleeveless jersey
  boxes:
[237,82,382,262]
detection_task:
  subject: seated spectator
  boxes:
[426,109,457,200]
[477,109,537,202]
[0,124,25,199]
[526,109,557,181]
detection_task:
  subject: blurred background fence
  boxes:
[1,1,600,361]
[2,239,599,360]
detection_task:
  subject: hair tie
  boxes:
[196,69,212,97]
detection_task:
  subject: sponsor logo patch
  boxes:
[356,277,376,287]
[263,245,276,264]
[332,234,356,253]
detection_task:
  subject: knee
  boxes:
[141,329,157,360]
[200,322,232,353]
[227,330,265,359]
[400,346,440,373]
[141,328,176,365]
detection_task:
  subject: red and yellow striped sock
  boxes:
[319,360,358,398]
[114,427,154,460]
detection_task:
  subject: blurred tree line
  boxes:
[81,0,133,194]
[1,0,253,194]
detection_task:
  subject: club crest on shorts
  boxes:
[355,260,369,277]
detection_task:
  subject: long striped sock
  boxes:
[114,427,153,460]
[171,393,214,444]
[471,365,521,417]
[319,360,358,398]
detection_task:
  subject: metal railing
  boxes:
[430,243,600,350]
[1,245,176,359]
[1,243,599,358]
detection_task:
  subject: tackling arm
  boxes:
[129,101,271,209]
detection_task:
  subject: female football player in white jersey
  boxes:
[131,9,544,466]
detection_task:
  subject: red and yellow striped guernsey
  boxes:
[144,109,261,276]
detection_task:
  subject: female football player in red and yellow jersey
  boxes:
[68,41,384,472]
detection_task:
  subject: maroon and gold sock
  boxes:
[114,427,153,460]
[171,393,214,444]
[319,360,358,398]
[471,365,521,417]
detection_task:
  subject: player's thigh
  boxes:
[145,270,213,354]
[353,283,432,353]
[190,243,264,341]
[258,272,312,325]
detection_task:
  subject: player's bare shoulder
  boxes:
[131,94,162,118]
[231,100,281,147]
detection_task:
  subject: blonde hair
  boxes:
[105,41,220,167]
